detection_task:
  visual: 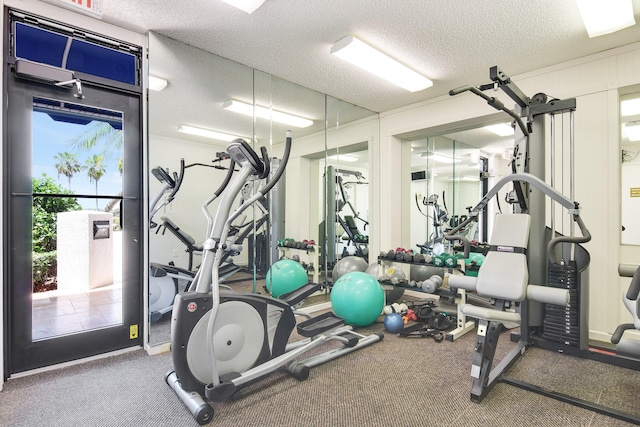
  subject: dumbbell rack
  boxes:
[377,257,476,341]
[278,245,320,284]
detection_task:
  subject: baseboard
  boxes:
[10,346,141,380]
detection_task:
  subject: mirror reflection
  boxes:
[148,32,379,345]
[408,136,484,256]
[620,90,640,245]
[406,124,514,258]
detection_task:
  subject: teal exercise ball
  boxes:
[331,271,385,327]
[266,259,308,298]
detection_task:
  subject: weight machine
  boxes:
[446,66,640,424]
[322,166,369,265]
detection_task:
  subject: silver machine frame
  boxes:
[447,66,640,424]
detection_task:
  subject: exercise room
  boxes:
[2,0,640,425]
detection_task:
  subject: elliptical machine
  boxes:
[148,159,196,323]
[148,156,244,322]
[165,131,383,425]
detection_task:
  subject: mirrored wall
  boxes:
[147,32,378,345]
[406,136,484,256]
[403,124,515,258]
[620,88,640,246]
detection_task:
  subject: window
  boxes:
[12,16,139,86]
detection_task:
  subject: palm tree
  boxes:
[104,159,124,217]
[85,154,106,210]
[68,121,123,164]
[53,152,83,190]
[68,121,123,211]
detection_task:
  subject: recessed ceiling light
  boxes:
[576,0,636,38]
[177,125,248,142]
[223,99,313,128]
[220,0,266,14]
[149,75,168,91]
[330,35,433,93]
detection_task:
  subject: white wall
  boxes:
[375,42,640,342]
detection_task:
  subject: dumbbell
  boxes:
[421,274,443,294]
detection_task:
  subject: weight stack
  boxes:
[543,261,581,347]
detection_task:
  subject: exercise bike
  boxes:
[165,132,383,425]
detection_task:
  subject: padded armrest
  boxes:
[527,284,569,306]
[460,304,521,323]
[448,275,478,292]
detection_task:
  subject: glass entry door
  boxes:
[5,66,142,374]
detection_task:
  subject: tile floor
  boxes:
[32,284,123,341]
[31,230,124,341]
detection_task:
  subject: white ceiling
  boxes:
[101,0,640,114]
[92,0,640,173]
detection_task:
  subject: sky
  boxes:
[32,110,123,210]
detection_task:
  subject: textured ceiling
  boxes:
[101,0,640,113]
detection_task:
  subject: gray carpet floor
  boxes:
[3,304,640,426]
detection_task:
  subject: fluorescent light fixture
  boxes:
[330,35,433,92]
[220,0,266,14]
[327,154,359,162]
[621,98,640,116]
[624,121,640,141]
[149,75,168,91]
[223,99,313,128]
[177,125,248,142]
[576,0,635,37]
[485,123,513,137]
[421,153,461,164]
[462,176,480,182]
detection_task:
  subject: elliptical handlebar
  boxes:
[258,146,270,179]
[218,130,292,229]
[194,130,293,294]
[149,159,185,226]
[261,130,292,195]
[151,166,176,188]
[168,158,186,201]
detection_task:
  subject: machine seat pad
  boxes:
[474,214,531,302]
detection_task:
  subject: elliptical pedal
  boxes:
[296,312,345,337]
[279,282,322,307]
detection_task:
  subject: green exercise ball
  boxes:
[331,271,385,327]
[265,259,308,298]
